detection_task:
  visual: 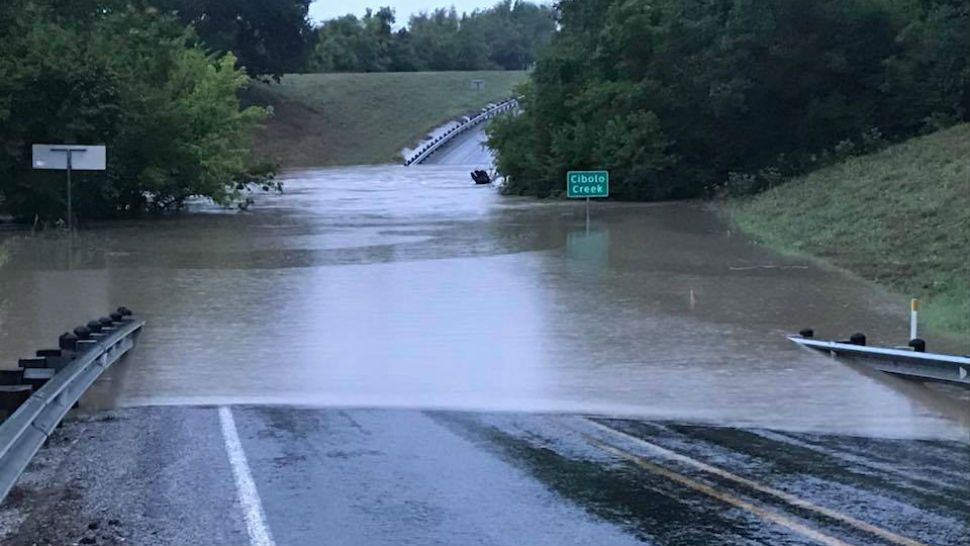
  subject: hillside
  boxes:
[730,124,970,339]
[248,71,527,167]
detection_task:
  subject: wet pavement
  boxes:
[422,125,493,165]
[2,407,967,545]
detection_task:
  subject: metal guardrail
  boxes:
[0,311,145,502]
[789,335,970,385]
[403,98,519,166]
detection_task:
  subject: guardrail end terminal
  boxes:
[0,309,145,504]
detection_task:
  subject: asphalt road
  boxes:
[2,406,967,546]
[422,126,492,166]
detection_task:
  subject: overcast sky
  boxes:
[309,0,549,25]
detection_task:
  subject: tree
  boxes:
[306,1,557,73]
[152,0,313,80]
[0,2,271,221]
[308,15,368,72]
[408,8,463,70]
[883,0,970,131]
[387,28,422,71]
[489,0,969,200]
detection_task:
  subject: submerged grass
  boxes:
[248,71,527,167]
[730,124,970,341]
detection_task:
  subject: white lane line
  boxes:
[219,406,277,546]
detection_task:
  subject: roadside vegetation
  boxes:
[489,0,969,200]
[0,1,295,222]
[307,1,555,73]
[249,71,527,166]
[0,0,547,222]
[731,124,970,338]
[143,0,312,80]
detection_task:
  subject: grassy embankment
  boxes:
[730,123,970,339]
[248,71,527,167]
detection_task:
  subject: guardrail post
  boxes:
[0,370,25,385]
[0,387,31,419]
[0,306,145,504]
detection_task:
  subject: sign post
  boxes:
[32,145,106,231]
[566,170,609,232]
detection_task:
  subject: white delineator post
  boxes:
[910,298,919,340]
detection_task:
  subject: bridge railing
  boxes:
[403,98,519,166]
[788,333,970,385]
[0,308,145,502]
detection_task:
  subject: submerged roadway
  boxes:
[1,125,968,545]
[421,125,493,167]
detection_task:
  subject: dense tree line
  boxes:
[0,1,274,221]
[308,1,556,73]
[488,0,970,200]
[153,0,313,80]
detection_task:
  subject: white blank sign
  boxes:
[32,144,106,170]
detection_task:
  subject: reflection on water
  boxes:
[0,165,966,440]
[566,227,609,268]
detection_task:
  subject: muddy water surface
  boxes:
[0,165,966,439]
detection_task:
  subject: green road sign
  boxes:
[567,171,609,198]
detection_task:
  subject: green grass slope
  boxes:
[249,71,527,167]
[730,124,970,339]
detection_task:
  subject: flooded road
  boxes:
[0,164,967,439]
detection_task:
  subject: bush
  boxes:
[0,2,272,221]
[489,0,969,200]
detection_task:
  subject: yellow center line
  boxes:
[589,438,854,546]
[583,419,928,546]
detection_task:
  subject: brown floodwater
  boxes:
[0,165,967,440]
